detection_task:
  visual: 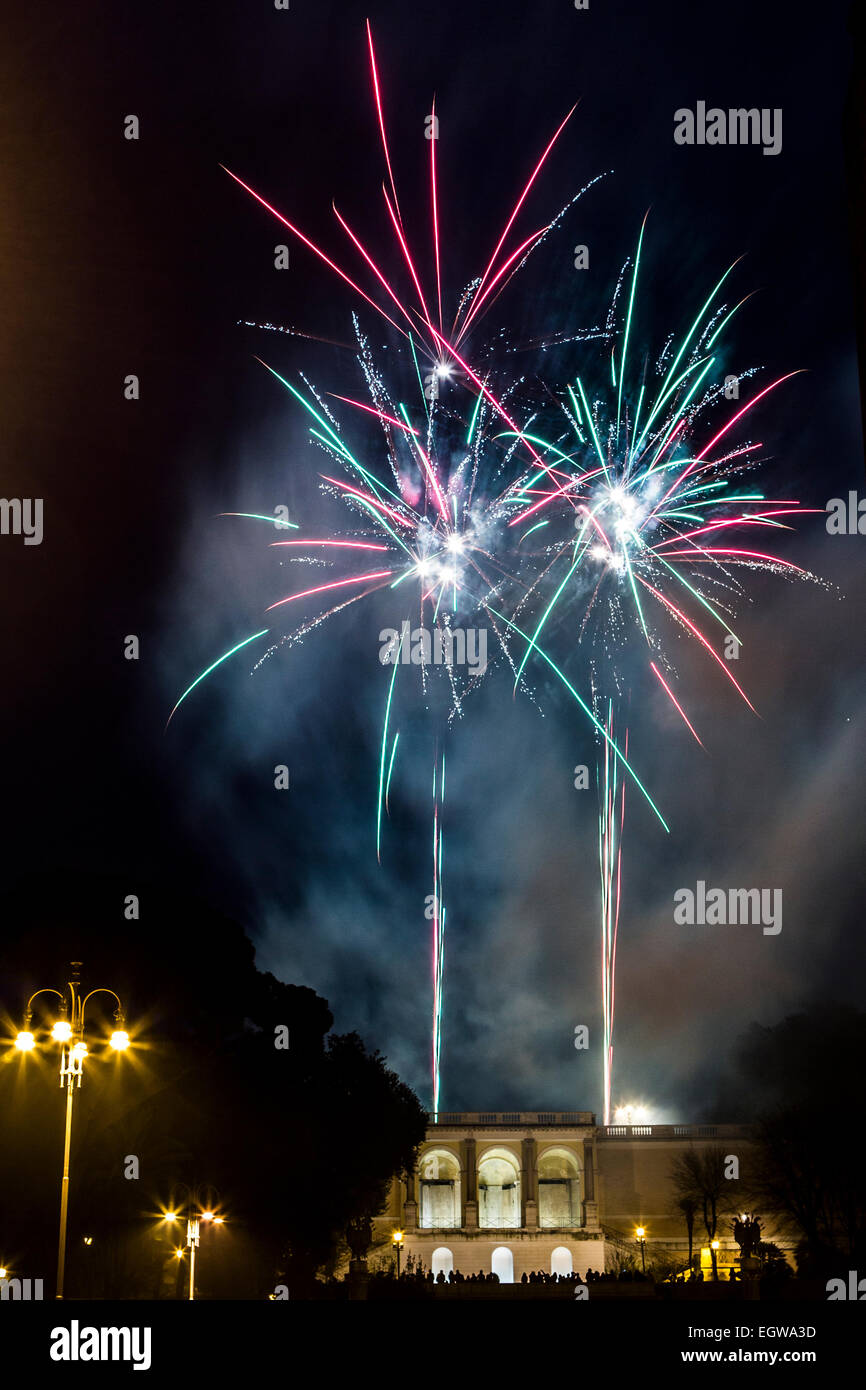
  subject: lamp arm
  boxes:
[24,987,65,1013]
[80,988,124,1024]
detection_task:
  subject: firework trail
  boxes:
[431,744,446,1118]
[503,219,822,1118]
[598,704,626,1127]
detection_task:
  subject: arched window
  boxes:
[419,1149,461,1229]
[551,1246,573,1277]
[491,1246,514,1284]
[538,1148,581,1229]
[431,1247,453,1278]
[478,1149,521,1229]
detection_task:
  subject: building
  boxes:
[373,1111,773,1282]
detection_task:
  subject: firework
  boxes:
[170,24,662,1115]
[170,26,817,1122]
[506,225,817,711]
[500,219,821,1118]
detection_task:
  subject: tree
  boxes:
[600,1225,639,1276]
[673,1195,698,1270]
[670,1146,731,1281]
[723,1008,866,1275]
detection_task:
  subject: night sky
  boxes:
[1,0,863,1121]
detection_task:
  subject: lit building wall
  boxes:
[595,1123,767,1268]
[373,1110,604,1280]
[370,1113,789,1280]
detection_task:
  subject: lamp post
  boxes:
[635,1226,647,1275]
[162,1186,224,1301]
[14,962,129,1299]
[392,1229,404,1279]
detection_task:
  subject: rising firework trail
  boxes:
[599,703,626,1128]
[431,744,446,1119]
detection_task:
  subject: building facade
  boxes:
[373,1111,767,1281]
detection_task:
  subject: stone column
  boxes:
[581,1137,599,1229]
[463,1137,477,1229]
[583,1140,595,1199]
[403,1166,418,1231]
[522,1137,538,1229]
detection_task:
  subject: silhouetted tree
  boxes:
[724,1008,866,1275]
[670,1146,730,1281]
[673,1194,698,1269]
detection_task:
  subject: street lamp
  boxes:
[392,1229,405,1279]
[161,1185,224,1301]
[635,1226,647,1275]
[13,962,129,1299]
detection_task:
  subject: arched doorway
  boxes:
[491,1246,514,1284]
[538,1148,581,1228]
[478,1149,521,1229]
[551,1246,573,1277]
[419,1149,461,1229]
[431,1247,453,1279]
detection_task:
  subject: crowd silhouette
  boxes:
[378,1265,657,1285]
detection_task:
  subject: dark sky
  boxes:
[0,0,863,1120]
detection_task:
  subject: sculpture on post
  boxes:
[733,1213,763,1270]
